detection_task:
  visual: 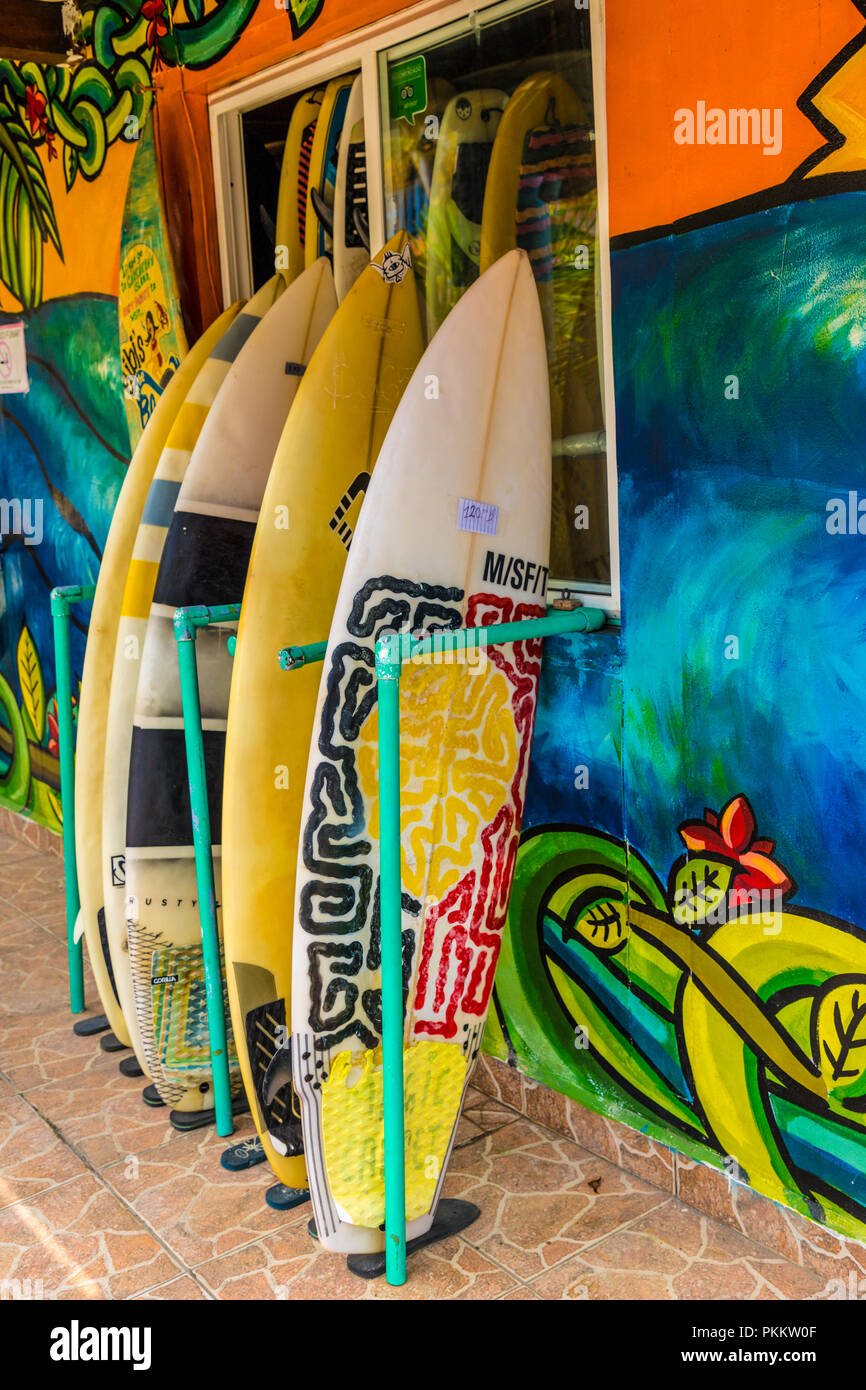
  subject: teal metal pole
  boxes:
[278,642,329,670]
[374,630,407,1286]
[407,606,605,662]
[373,604,607,1286]
[173,604,241,1137]
[50,584,96,1015]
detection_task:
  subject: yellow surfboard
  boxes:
[119,121,188,452]
[74,305,241,1047]
[304,76,354,267]
[425,89,508,338]
[275,88,325,284]
[222,232,424,1187]
[480,71,597,432]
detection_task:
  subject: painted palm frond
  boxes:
[0,100,61,312]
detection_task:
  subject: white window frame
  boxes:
[208,0,620,615]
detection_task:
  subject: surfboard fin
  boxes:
[244,998,304,1157]
[263,1046,294,1106]
[353,205,370,251]
[310,187,335,237]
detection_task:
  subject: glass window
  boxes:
[379,0,610,592]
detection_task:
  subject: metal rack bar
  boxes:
[50,584,96,1014]
[173,603,242,1137]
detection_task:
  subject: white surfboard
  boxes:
[124,261,337,1113]
[292,249,551,1252]
[332,76,368,302]
[101,295,278,1081]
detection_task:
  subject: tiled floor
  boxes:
[0,830,839,1300]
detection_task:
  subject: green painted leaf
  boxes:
[16,625,45,742]
[813,977,866,1103]
[0,102,61,308]
[63,141,77,191]
[668,853,735,927]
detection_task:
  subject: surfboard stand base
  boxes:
[142,1084,166,1108]
[265,1183,311,1212]
[169,1093,250,1132]
[99,1031,128,1053]
[305,1201,482,1277]
[220,1137,267,1172]
[118,1056,144,1078]
[72,1015,110,1038]
[344,1200,482,1280]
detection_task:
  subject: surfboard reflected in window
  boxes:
[381,0,610,594]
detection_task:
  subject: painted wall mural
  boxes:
[0,2,290,314]
[0,1,348,829]
[2,0,866,1248]
[486,1,866,1243]
[0,294,129,830]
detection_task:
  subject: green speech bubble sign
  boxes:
[389,55,428,125]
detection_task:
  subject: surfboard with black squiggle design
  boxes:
[292,248,551,1253]
[222,231,423,1189]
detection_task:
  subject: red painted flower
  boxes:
[24,84,48,139]
[47,710,59,759]
[142,0,168,57]
[678,793,792,903]
[45,131,57,161]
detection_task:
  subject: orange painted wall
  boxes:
[151,0,866,332]
[154,0,415,337]
[605,0,863,237]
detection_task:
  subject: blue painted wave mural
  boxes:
[0,294,127,825]
[492,188,866,1244]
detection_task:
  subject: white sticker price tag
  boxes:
[457,497,499,536]
[0,322,29,395]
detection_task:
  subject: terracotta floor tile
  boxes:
[134,1274,211,1300]
[0,861,66,923]
[195,1221,518,1300]
[0,1174,181,1299]
[531,1259,671,1299]
[454,1115,485,1146]
[0,833,42,868]
[100,1120,295,1267]
[462,1088,518,1135]
[0,1096,89,1207]
[529,1200,830,1301]
[0,920,71,1016]
[0,1008,112,1091]
[34,910,69,941]
[443,1118,668,1280]
[26,1061,182,1167]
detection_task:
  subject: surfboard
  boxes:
[124,262,336,1114]
[292,249,551,1253]
[275,88,325,284]
[74,304,242,1053]
[383,78,454,294]
[480,72,596,437]
[101,293,277,1082]
[332,77,368,302]
[425,89,508,339]
[119,121,188,452]
[304,76,354,267]
[222,231,424,1190]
